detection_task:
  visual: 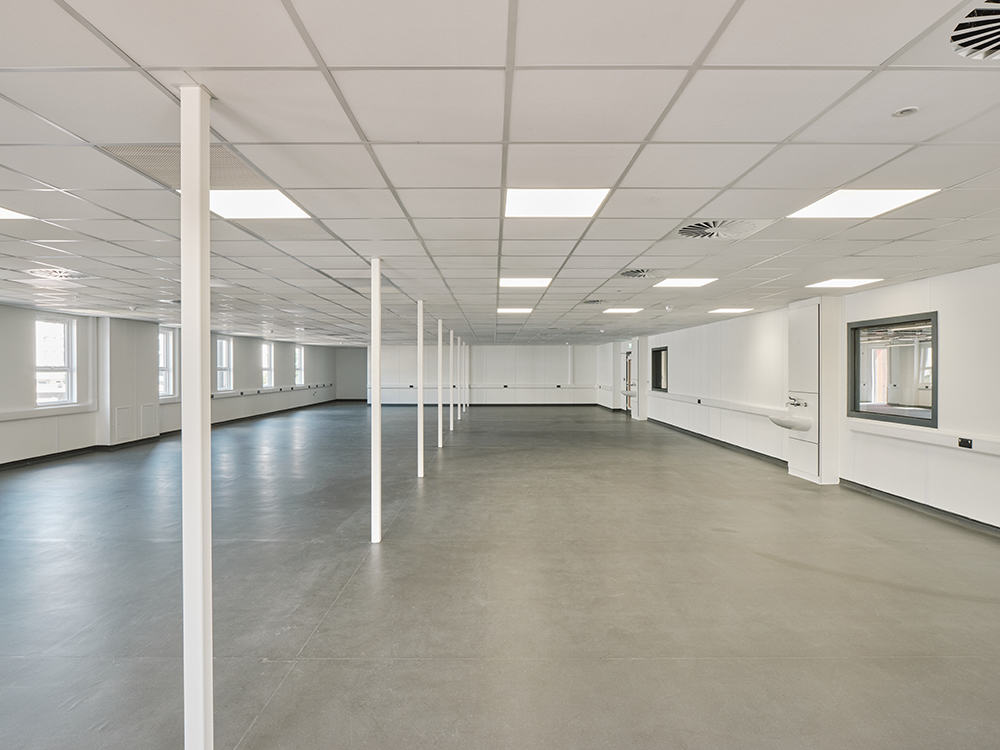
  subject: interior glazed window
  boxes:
[849,312,937,428]
[261,342,274,388]
[294,345,304,386]
[35,319,76,405]
[216,336,233,392]
[651,346,668,392]
[158,327,176,398]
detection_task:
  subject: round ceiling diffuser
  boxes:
[951,1,1000,61]
[619,268,650,278]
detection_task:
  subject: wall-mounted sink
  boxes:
[769,413,813,431]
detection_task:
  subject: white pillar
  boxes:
[180,85,214,750]
[449,329,454,431]
[465,342,470,411]
[416,299,424,478]
[456,336,462,422]
[370,258,382,544]
[437,319,443,448]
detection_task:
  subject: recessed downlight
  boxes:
[654,277,717,288]
[208,189,308,219]
[891,106,919,118]
[806,278,883,289]
[0,206,35,220]
[788,190,939,219]
[603,308,643,314]
[709,308,753,314]
[499,277,551,288]
[497,307,532,314]
[505,188,609,218]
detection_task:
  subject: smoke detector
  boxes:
[952,1,1000,60]
[25,267,90,280]
[619,268,651,278]
[673,219,773,240]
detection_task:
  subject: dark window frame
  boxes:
[651,346,668,392]
[848,311,938,428]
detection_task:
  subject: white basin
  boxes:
[769,413,813,431]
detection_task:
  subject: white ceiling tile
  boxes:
[500,240,575,255]
[0,1,127,67]
[0,167,50,191]
[187,70,357,143]
[848,145,1000,189]
[231,219,331,241]
[655,70,866,142]
[574,240,653,256]
[337,70,504,142]
[0,98,81,145]
[425,240,498,255]
[910,220,1000,241]
[623,144,773,188]
[237,145,385,189]
[287,190,402,219]
[599,189,718,219]
[351,240,426,256]
[502,218,590,239]
[323,218,416,241]
[832,219,947,241]
[700,189,827,219]
[750,218,861,240]
[272,240,355,258]
[736,144,910,189]
[412,219,500,240]
[798,71,1000,144]
[293,0,508,66]
[67,0,313,65]
[510,69,684,141]
[57,219,173,241]
[506,144,637,188]
[0,72,178,143]
[0,146,158,189]
[708,0,955,66]
[72,189,179,219]
[0,190,119,220]
[398,189,500,218]
[935,104,1000,144]
[585,219,679,240]
[373,145,501,188]
[516,0,737,65]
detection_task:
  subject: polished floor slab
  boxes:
[1,404,999,748]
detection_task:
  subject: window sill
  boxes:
[0,401,97,423]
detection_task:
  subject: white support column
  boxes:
[465,342,470,411]
[437,319,443,448]
[370,258,382,544]
[449,329,454,431]
[179,84,214,750]
[416,300,424,478]
[456,336,462,421]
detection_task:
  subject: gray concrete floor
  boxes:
[1,404,999,749]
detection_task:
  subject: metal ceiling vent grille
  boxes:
[98,144,272,189]
[619,268,651,278]
[952,1,1000,60]
[25,267,90,280]
[581,298,606,304]
[674,219,773,240]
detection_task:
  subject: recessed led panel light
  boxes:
[709,308,753,314]
[499,277,552,288]
[603,308,643,314]
[505,188,609,218]
[0,206,34,220]
[209,190,308,219]
[806,278,883,288]
[788,189,939,219]
[497,307,532,314]
[654,277,718,288]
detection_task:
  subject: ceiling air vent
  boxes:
[581,298,605,304]
[25,267,91,280]
[674,219,773,240]
[98,144,272,189]
[952,1,1000,60]
[619,268,651,278]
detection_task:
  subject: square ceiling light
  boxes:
[709,308,753,314]
[0,206,35,219]
[788,190,939,219]
[498,307,532,313]
[499,277,552,288]
[209,190,308,219]
[654,277,717,287]
[806,278,883,288]
[505,188,609,218]
[603,308,643,314]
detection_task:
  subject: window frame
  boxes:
[34,317,77,407]
[261,341,274,389]
[157,326,178,399]
[215,336,234,392]
[294,345,304,386]
[650,346,668,393]
[848,311,938,428]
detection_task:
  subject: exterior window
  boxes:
[261,342,274,388]
[294,345,304,385]
[35,319,75,405]
[849,312,937,428]
[651,346,668,392]
[158,327,176,398]
[216,337,233,392]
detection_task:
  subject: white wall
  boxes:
[840,261,1000,527]
[644,309,790,461]
[372,344,599,405]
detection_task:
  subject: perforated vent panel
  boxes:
[98,144,272,189]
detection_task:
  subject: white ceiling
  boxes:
[0,0,999,345]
